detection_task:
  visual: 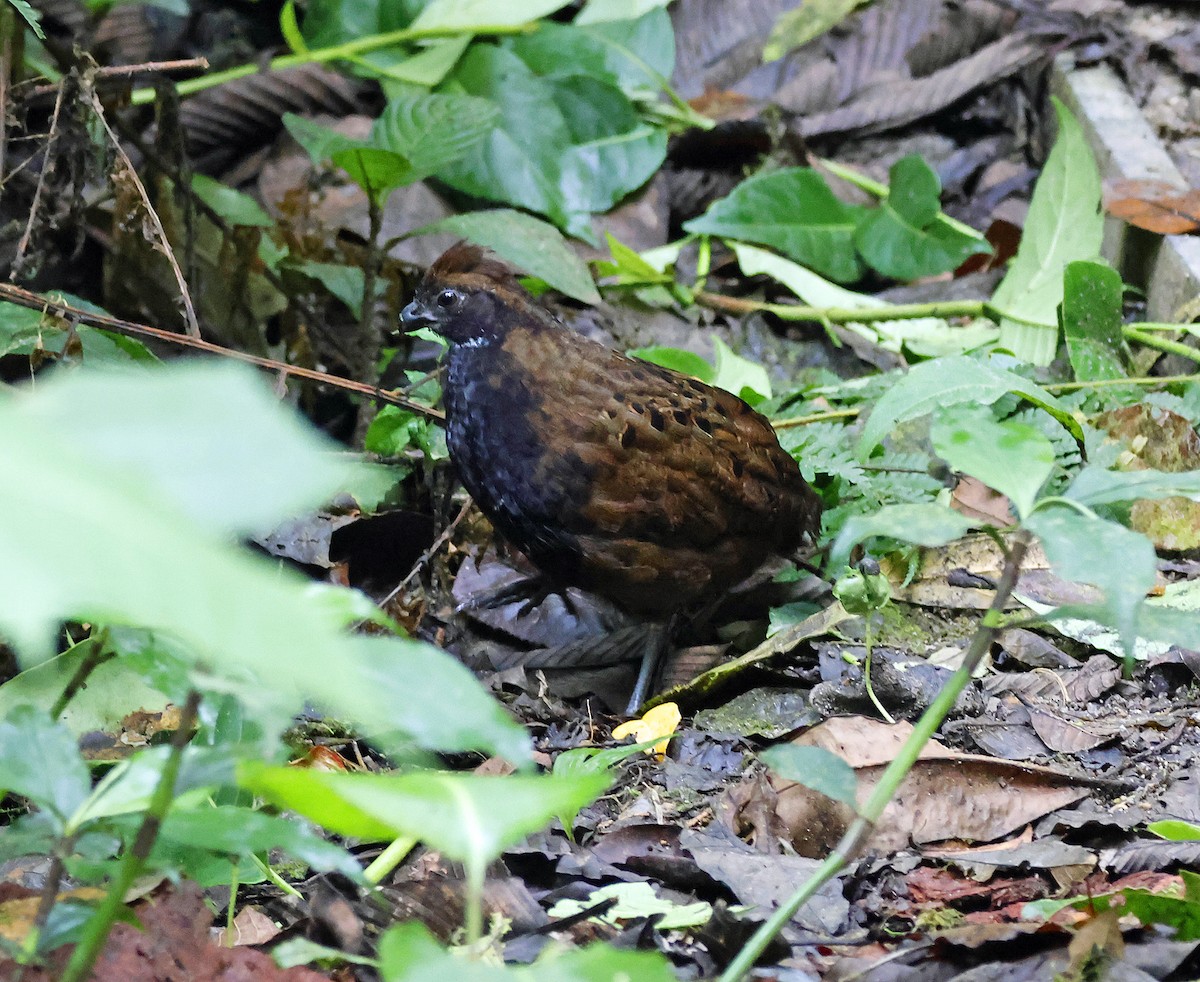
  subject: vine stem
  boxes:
[696,290,987,324]
[60,690,202,982]
[128,24,537,105]
[718,531,1033,982]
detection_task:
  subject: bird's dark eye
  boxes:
[436,289,460,308]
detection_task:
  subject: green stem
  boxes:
[1044,372,1200,393]
[60,690,201,982]
[696,291,986,324]
[128,23,536,105]
[1123,327,1200,364]
[363,835,418,886]
[773,407,862,429]
[861,614,895,725]
[718,532,1032,982]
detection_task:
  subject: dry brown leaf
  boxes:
[763,717,1094,856]
[1104,178,1200,235]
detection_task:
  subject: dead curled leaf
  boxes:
[731,717,1094,857]
[1103,178,1200,235]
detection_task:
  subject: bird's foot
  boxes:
[455,573,578,618]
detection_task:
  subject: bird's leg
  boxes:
[625,618,675,716]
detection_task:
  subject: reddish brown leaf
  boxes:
[1104,178,1200,235]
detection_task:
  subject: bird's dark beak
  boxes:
[401,299,438,327]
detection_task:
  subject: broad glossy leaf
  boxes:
[992,99,1103,365]
[514,11,673,89]
[416,209,600,303]
[1024,505,1155,654]
[1061,259,1127,382]
[760,744,858,807]
[857,355,1082,460]
[436,44,665,237]
[931,407,1054,519]
[685,168,864,283]
[240,765,611,869]
[575,0,672,25]
[829,503,975,569]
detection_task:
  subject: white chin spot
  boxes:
[459,336,492,349]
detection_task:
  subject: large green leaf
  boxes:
[8,361,354,536]
[685,168,865,282]
[371,93,500,181]
[931,407,1054,520]
[240,765,611,869]
[416,209,600,303]
[513,10,673,89]
[857,356,1082,460]
[436,43,665,237]
[991,99,1103,365]
[0,298,156,365]
[0,365,530,764]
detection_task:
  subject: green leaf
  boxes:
[628,346,713,380]
[548,881,711,929]
[152,806,362,879]
[191,174,273,227]
[516,11,674,90]
[9,0,46,39]
[334,636,529,765]
[931,407,1054,520]
[711,336,771,403]
[9,361,355,536]
[992,98,1103,365]
[1024,505,1156,655]
[857,355,1083,460]
[378,920,676,982]
[729,242,992,357]
[0,705,91,822]
[279,0,308,52]
[1061,259,1127,382]
[375,36,471,87]
[760,744,858,808]
[685,168,865,283]
[291,261,367,318]
[415,209,600,304]
[575,0,672,26]
[409,0,571,31]
[1150,820,1200,841]
[0,637,172,737]
[240,766,611,870]
[855,156,990,280]
[371,93,500,182]
[283,112,363,165]
[552,739,657,833]
[436,44,665,238]
[762,0,868,61]
[0,365,529,764]
[0,298,156,365]
[829,503,975,569]
[331,147,416,205]
[1065,466,1200,507]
